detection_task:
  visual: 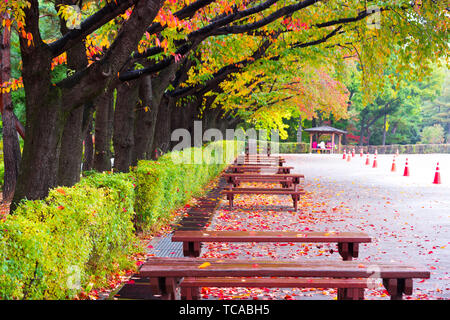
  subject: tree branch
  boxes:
[291,26,343,49]
[132,0,280,60]
[57,0,164,110]
[212,0,320,36]
[168,36,276,99]
[48,0,138,57]
[146,0,216,34]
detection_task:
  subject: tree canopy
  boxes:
[0,0,448,204]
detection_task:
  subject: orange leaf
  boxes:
[198,262,211,269]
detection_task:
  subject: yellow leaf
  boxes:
[198,262,211,269]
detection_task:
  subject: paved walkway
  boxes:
[196,153,449,300]
[145,153,449,300]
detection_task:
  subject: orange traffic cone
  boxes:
[343,150,346,159]
[352,148,355,157]
[372,154,378,168]
[347,152,351,162]
[433,162,441,184]
[391,156,396,172]
[365,154,370,165]
[360,148,363,157]
[403,158,410,176]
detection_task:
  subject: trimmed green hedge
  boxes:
[0,140,240,299]
[134,140,240,232]
[243,141,310,154]
[0,179,139,299]
[276,142,310,153]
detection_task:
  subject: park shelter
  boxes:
[304,125,347,154]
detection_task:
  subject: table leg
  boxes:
[181,287,200,300]
[292,194,298,211]
[150,277,179,300]
[383,278,411,300]
[337,288,364,300]
[227,193,234,208]
[351,243,359,259]
[338,242,350,261]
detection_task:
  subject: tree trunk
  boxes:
[12,89,64,208]
[12,5,64,209]
[359,114,367,146]
[57,101,93,181]
[57,107,85,186]
[93,88,115,172]
[382,111,387,146]
[201,95,222,131]
[113,80,140,172]
[367,129,373,145]
[170,97,199,149]
[56,6,91,186]
[12,0,164,207]
[151,95,174,157]
[132,76,157,164]
[1,15,22,202]
[82,115,94,171]
[297,114,303,143]
[1,110,22,203]
[139,64,180,159]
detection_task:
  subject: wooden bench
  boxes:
[223,173,304,188]
[238,156,283,159]
[234,157,286,163]
[139,257,430,300]
[241,151,279,157]
[238,155,283,160]
[114,274,366,300]
[235,156,285,166]
[222,187,305,210]
[172,230,371,260]
[245,146,272,156]
[235,160,285,165]
[235,161,285,166]
[228,165,294,174]
[180,277,368,300]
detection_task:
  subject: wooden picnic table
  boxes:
[239,154,283,158]
[180,277,368,300]
[236,155,284,160]
[222,187,305,210]
[235,162,285,167]
[227,165,293,174]
[235,156,285,166]
[139,257,430,300]
[245,145,272,156]
[172,230,371,260]
[235,159,285,164]
[223,173,304,188]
